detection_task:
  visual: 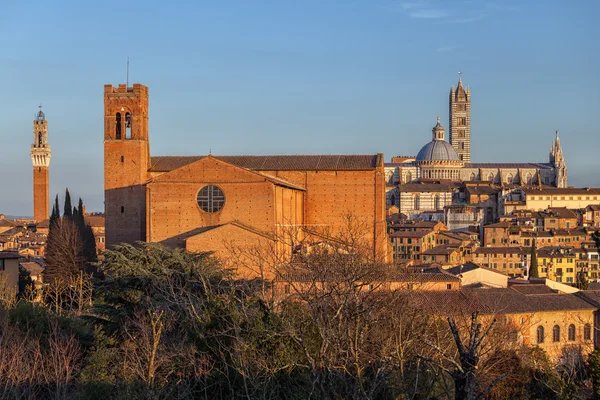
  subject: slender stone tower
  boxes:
[449,76,471,162]
[31,106,51,222]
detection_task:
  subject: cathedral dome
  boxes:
[415,116,461,162]
[416,140,460,162]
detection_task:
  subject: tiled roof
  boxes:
[474,247,526,255]
[84,215,105,228]
[0,219,15,228]
[466,186,498,195]
[510,284,557,295]
[36,219,50,229]
[484,221,511,228]
[405,287,595,316]
[20,261,44,275]
[587,204,600,211]
[390,221,442,229]
[465,163,554,169]
[149,154,381,172]
[545,207,577,219]
[523,187,600,195]
[393,268,460,282]
[447,262,483,275]
[422,245,459,255]
[390,230,431,238]
[0,251,20,259]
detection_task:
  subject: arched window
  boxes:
[434,195,440,210]
[405,171,412,183]
[568,324,575,341]
[584,323,591,341]
[470,172,476,181]
[552,325,560,342]
[125,112,132,139]
[506,174,513,184]
[414,195,420,210]
[526,172,533,185]
[537,326,544,344]
[115,113,122,139]
[38,132,42,146]
[487,173,494,182]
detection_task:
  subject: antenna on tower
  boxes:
[458,70,462,82]
[126,57,130,87]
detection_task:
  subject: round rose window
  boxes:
[196,186,225,213]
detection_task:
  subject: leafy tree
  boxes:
[589,349,600,399]
[529,238,539,279]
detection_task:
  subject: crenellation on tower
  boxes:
[30,107,51,222]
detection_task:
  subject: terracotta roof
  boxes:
[390,221,443,229]
[484,221,511,228]
[474,247,526,255]
[0,251,20,259]
[466,186,498,195]
[405,288,595,316]
[0,219,15,228]
[545,207,577,219]
[523,187,600,195]
[510,284,557,295]
[393,268,460,283]
[390,230,431,238]
[422,245,460,255]
[149,154,381,172]
[20,261,44,275]
[84,215,105,228]
[587,204,600,211]
[36,219,50,229]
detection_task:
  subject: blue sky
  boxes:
[0,0,598,216]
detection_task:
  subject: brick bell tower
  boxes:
[31,106,51,222]
[104,83,150,247]
[449,74,471,162]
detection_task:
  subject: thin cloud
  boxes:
[400,1,424,10]
[436,45,456,53]
[409,9,449,19]
[443,14,486,24]
[394,0,511,24]
[485,2,520,12]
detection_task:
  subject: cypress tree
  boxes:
[63,188,73,219]
[49,194,60,229]
[76,198,85,227]
[529,238,539,279]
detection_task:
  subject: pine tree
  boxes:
[63,188,73,219]
[529,238,539,279]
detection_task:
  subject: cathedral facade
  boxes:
[385,78,568,208]
[103,83,389,277]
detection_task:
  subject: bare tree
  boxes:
[44,218,85,283]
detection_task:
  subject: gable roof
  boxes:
[149,156,306,191]
[149,154,381,173]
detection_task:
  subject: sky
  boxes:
[0,0,598,216]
